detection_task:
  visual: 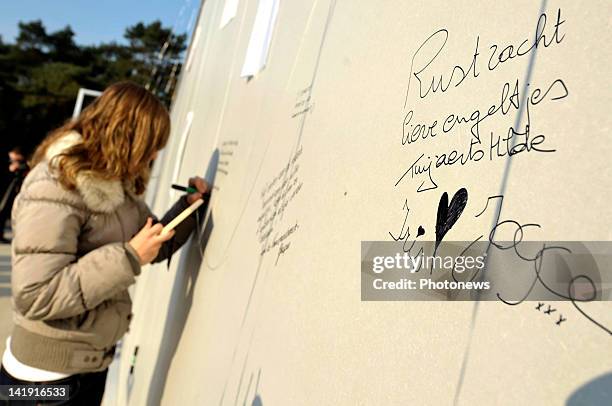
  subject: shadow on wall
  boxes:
[566,371,612,406]
[146,149,219,406]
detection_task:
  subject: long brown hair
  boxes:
[32,81,170,194]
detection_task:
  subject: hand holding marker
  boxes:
[172,177,210,202]
[162,179,210,235]
[171,184,198,194]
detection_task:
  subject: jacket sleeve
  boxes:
[136,195,201,264]
[11,191,138,321]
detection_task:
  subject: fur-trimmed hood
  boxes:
[46,131,128,213]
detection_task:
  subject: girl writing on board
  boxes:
[0,82,207,404]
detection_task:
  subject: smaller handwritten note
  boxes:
[218,140,238,177]
[292,86,313,118]
[257,146,303,263]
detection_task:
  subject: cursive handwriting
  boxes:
[404,8,566,103]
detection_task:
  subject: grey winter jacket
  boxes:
[9,132,198,374]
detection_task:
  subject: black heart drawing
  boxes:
[417,225,425,237]
[435,188,468,252]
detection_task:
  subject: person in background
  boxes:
[0,146,30,243]
[0,82,208,405]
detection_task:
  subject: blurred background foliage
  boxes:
[0,19,186,160]
[0,19,187,191]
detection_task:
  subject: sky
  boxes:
[0,0,200,45]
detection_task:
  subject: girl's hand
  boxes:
[186,176,209,204]
[128,217,175,265]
